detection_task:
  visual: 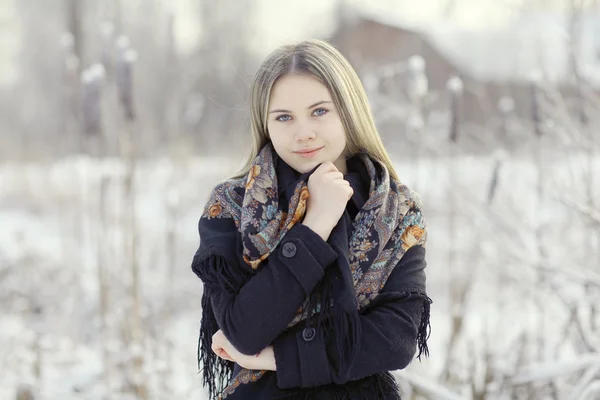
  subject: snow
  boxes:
[0,152,598,399]
[511,353,600,384]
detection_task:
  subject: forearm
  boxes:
[273,245,430,388]
[194,223,338,355]
[273,294,428,388]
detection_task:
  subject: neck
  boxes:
[334,156,348,174]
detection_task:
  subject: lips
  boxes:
[294,146,324,158]
[295,146,323,154]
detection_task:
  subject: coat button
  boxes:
[282,242,297,258]
[302,327,316,342]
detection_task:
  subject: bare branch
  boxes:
[393,370,463,400]
[511,354,600,385]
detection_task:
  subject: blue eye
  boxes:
[313,108,328,116]
[275,114,291,122]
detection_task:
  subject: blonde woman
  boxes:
[192,39,431,400]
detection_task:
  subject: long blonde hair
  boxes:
[233,39,399,181]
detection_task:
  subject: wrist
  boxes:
[302,216,331,241]
[263,346,277,371]
[249,346,276,371]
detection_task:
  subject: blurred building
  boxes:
[329,7,600,126]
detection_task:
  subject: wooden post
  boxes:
[486,154,503,206]
[65,0,83,76]
[97,174,112,394]
[530,73,548,373]
[115,36,147,400]
[81,64,107,155]
[497,96,515,144]
[406,55,428,193]
[60,32,80,153]
[440,76,464,385]
[164,185,180,394]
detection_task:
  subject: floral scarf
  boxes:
[194,143,428,399]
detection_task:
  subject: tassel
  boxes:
[299,233,365,383]
[301,272,334,329]
[198,290,234,400]
[301,268,361,383]
[193,255,246,400]
[416,296,432,361]
[325,310,361,382]
[192,252,249,294]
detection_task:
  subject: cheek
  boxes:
[325,118,347,145]
[267,126,284,148]
[321,111,344,134]
[266,123,278,142]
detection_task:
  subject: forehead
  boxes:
[269,74,332,106]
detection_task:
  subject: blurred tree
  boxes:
[66,0,83,76]
[187,0,257,155]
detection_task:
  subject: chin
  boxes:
[292,164,314,174]
[284,156,315,173]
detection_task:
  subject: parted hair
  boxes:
[233,39,399,181]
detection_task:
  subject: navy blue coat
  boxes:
[192,160,430,399]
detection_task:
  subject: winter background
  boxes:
[1,0,600,399]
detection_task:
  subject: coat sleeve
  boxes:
[192,220,339,356]
[272,245,431,389]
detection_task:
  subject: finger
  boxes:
[219,349,231,358]
[216,349,235,361]
[316,162,337,174]
[218,349,234,362]
[325,171,344,180]
[333,179,350,188]
[212,344,232,360]
[212,330,225,344]
[212,334,224,349]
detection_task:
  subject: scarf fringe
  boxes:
[194,255,248,400]
[198,290,234,400]
[326,310,361,381]
[192,252,249,293]
[416,294,432,361]
[394,289,432,361]
[302,273,334,329]
[303,270,361,383]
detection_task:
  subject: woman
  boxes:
[191,39,431,400]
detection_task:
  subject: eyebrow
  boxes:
[268,100,333,114]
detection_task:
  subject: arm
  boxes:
[272,245,431,389]
[192,220,338,356]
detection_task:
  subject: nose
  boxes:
[293,122,316,142]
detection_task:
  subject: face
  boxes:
[267,74,347,174]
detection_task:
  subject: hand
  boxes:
[302,162,353,241]
[211,330,277,371]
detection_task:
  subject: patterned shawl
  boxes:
[194,143,428,399]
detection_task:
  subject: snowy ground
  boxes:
[1,152,598,399]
